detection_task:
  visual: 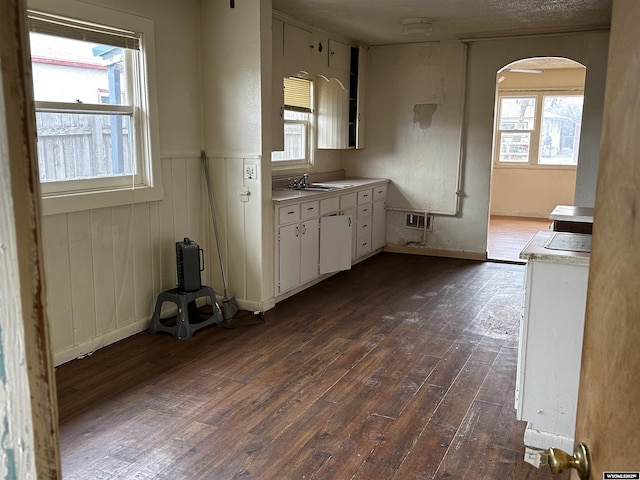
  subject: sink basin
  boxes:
[289,183,353,192]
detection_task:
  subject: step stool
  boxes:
[149,286,223,339]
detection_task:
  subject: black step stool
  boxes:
[149,286,223,339]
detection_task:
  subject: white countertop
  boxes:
[519,231,590,266]
[549,205,594,223]
[272,178,389,205]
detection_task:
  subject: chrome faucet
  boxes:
[289,173,308,189]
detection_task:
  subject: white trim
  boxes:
[523,422,575,452]
[53,317,149,366]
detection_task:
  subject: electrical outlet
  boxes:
[244,164,257,179]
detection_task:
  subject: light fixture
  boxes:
[402,18,433,36]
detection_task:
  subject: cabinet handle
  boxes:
[362,208,368,212]
[280,106,284,118]
[363,224,368,228]
[348,218,352,226]
[288,210,295,215]
[302,224,306,234]
[296,226,299,237]
[307,207,315,211]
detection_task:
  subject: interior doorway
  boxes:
[488,57,587,262]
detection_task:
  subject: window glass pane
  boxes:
[30,32,130,106]
[499,132,531,163]
[272,110,309,163]
[538,95,584,165]
[36,111,134,182]
[499,97,536,130]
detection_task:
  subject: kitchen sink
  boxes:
[291,183,353,192]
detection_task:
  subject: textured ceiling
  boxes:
[272,0,612,46]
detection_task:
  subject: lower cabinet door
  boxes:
[300,218,320,284]
[319,214,352,274]
[278,223,300,293]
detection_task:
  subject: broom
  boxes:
[201,149,239,320]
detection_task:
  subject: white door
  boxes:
[278,223,300,293]
[300,218,319,284]
[319,214,352,274]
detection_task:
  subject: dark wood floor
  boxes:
[487,215,552,263]
[56,253,567,479]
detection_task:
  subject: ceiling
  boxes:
[271,0,612,46]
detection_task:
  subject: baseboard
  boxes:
[523,422,575,452]
[383,244,487,261]
[53,318,150,366]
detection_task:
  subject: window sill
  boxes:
[493,163,577,171]
[41,182,164,216]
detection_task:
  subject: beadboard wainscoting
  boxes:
[42,156,215,366]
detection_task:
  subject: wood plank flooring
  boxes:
[55,253,567,479]
[488,215,552,263]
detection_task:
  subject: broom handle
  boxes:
[201,150,230,299]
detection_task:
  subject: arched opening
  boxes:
[488,57,586,262]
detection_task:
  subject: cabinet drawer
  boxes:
[301,200,319,220]
[357,204,372,219]
[340,192,357,210]
[356,237,372,257]
[373,184,387,202]
[278,204,300,224]
[357,220,371,238]
[357,189,373,205]
[320,196,340,215]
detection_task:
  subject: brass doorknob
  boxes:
[542,443,591,479]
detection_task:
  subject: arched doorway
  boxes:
[488,57,586,262]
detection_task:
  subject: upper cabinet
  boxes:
[328,39,351,72]
[274,17,367,151]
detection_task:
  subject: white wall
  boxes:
[31,0,208,363]
[343,32,609,256]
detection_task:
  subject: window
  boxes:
[496,93,583,166]
[272,77,312,166]
[27,0,162,215]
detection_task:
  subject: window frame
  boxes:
[494,90,584,169]
[27,0,162,215]
[271,77,314,170]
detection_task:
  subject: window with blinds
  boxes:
[26,4,161,214]
[273,77,313,165]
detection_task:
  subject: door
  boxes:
[278,223,300,293]
[319,214,352,274]
[300,218,319,284]
[573,1,640,477]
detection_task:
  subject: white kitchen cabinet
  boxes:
[340,191,357,260]
[274,180,389,299]
[328,39,351,71]
[278,222,301,293]
[319,214,352,274]
[516,231,590,452]
[355,188,373,258]
[300,217,319,284]
[272,19,285,152]
[283,23,314,62]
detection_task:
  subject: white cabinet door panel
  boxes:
[300,218,319,283]
[278,223,300,293]
[319,215,352,274]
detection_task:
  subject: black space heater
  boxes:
[176,238,204,292]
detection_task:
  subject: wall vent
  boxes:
[405,213,433,231]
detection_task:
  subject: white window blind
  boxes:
[27,10,141,50]
[284,77,311,112]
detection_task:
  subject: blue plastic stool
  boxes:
[149,286,223,339]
